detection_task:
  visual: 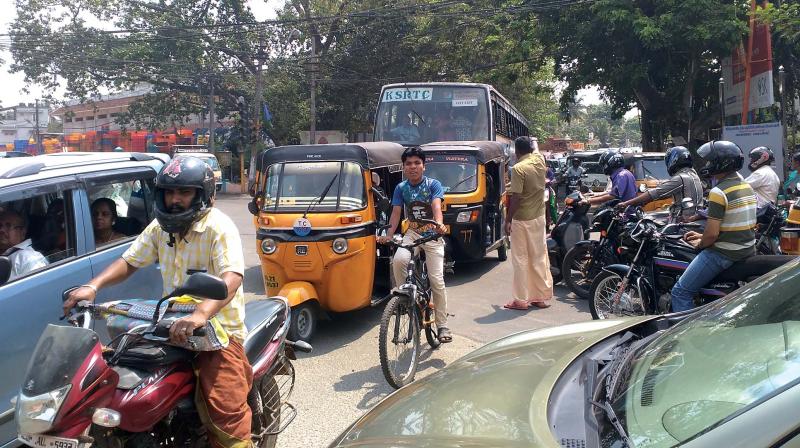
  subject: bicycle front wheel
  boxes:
[379,295,420,389]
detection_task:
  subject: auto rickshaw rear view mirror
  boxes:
[247,199,259,216]
[372,172,381,187]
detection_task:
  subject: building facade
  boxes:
[0,103,51,146]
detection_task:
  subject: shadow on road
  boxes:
[301,306,384,358]
[243,265,265,295]
[446,258,504,287]
[333,348,447,410]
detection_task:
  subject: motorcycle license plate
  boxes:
[18,434,78,448]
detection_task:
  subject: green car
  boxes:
[331,258,800,448]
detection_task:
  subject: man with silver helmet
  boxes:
[63,156,252,447]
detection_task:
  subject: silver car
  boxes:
[332,258,800,447]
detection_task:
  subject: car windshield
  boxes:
[374,86,490,145]
[605,259,800,447]
[424,154,478,193]
[639,159,668,180]
[261,161,365,212]
[199,156,220,170]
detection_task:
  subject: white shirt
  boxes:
[745,165,781,206]
[3,239,48,280]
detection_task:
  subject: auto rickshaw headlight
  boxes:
[261,238,277,255]
[456,210,479,223]
[332,237,348,254]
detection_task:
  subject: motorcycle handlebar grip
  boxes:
[153,322,207,338]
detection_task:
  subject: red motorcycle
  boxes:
[13,273,311,448]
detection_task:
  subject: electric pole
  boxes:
[209,82,215,153]
[34,99,41,155]
[310,33,318,145]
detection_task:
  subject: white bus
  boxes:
[373,82,530,147]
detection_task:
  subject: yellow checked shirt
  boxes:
[123,208,247,340]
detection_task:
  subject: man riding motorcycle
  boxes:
[63,156,253,448]
[564,158,585,194]
[745,146,781,206]
[616,146,703,221]
[671,140,757,312]
[582,149,636,207]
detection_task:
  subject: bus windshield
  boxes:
[374,85,490,145]
[261,161,366,212]
[424,154,478,193]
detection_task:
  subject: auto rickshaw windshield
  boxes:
[262,161,366,212]
[424,154,478,193]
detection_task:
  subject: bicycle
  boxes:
[376,224,444,389]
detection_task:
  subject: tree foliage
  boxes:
[536,0,748,149]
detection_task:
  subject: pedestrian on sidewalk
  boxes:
[504,136,553,311]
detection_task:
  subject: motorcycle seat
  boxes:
[243,298,289,364]
[714,255,797,282]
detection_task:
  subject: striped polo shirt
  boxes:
[706,173,757,260]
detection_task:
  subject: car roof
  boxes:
[0,152,169,188]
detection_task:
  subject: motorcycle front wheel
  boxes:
[590,271,648,320]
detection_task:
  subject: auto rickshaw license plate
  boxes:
[295,245,308,255]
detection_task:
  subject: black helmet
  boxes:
[748,146,774,171]
[696,140,744,178]
[154,156,216,234]
[665,146,693,176]
[598,149,625,175]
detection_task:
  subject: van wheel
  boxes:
[289,303,316,342]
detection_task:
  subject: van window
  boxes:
[87,178,155,248]
[0,190,76,282]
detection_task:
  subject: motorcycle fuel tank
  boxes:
[110,364,194,432]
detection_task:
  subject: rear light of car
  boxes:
[780,228,800,255]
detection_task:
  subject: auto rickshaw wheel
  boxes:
[289,303,316,342]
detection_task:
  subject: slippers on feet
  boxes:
[529,301,551,309]
[503,300,530,310]
[438,327,453,343]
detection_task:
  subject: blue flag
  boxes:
[263,103,272,123]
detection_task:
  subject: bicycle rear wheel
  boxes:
[379,295,420,389]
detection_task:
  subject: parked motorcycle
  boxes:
[547,190,591,284]
[589,213,795,319]
[14,273,311,448]
[561,202,630,299]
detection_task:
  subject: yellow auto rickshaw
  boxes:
[248,142,405,341]
[418,141,509,269]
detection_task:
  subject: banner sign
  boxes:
[722,121,784,179]
[721,22,774,116]
[381,88,433,102]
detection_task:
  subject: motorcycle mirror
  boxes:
[638,184,647,193]
[172,273,228,300]
[0,256,10,286]
[371,172,381,187]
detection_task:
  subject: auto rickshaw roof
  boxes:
[419,141,507,164]
[257,142,405,169]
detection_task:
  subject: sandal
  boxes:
[438,327,453,343]
[529,301,551,309]
[503,300,530,310]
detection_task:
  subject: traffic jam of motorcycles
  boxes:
[6,136,800,448]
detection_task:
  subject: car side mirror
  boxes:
[248,199,259,216]
[0,256,10,285]
[639,184,647,193]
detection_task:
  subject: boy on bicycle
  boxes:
[377,146,451,343]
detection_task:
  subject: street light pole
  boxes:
[780,65,788,176]
[34,99,41,155]
[719,77,726,135]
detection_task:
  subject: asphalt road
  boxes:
[216,194,592,448]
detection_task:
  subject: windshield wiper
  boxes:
[448,173,477,191]
[403,84,426,126]
[590,399,636,448]
[303,174,339,218]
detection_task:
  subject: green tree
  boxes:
[536,0,747,150]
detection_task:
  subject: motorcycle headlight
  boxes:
[261,238,277,255]
[16,384,71,434]
[332,237,348,254]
